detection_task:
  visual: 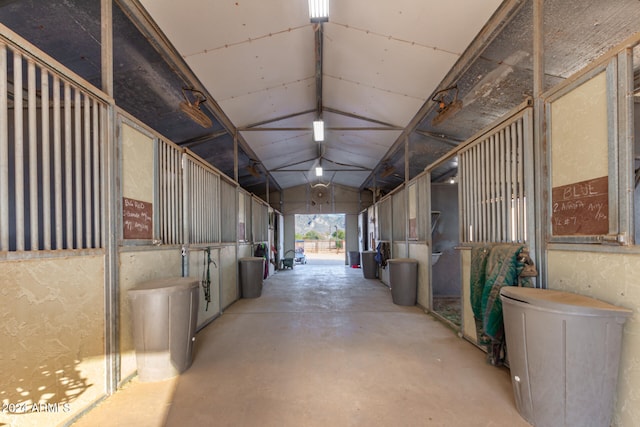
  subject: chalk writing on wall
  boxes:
[123,197,152,239]
[551,176,608,236]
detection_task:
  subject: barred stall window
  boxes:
[158,138,184,245]
[459,109,533,244]
[0,43,106,252]
[184,155,220,245]
[377,196,392,242]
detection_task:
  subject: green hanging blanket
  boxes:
[470,243,531,365]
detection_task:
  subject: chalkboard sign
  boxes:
[552,176,608,235]
[123,197,153,239]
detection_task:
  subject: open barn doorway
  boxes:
[293,214,346,266]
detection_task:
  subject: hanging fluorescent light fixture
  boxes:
[308,0,329,22]
[315,159,323,177]
[313,120,324,141]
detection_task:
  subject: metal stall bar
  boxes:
[481,140,488,242]
[497,127,504,242]
[465,145,472,242]
[209,172,215,242]
[470,146,476,242]
[182,153,190,251]
[472,144,478,241]
[195,165,201,242]
[511,121,518,242]
[197,160,202,242]
[466,146,472,242]
[165,140,171,244]
[84,93,92,248]
[53,75,62,249]
[513,119,520,241]
[522,109,535,248]
[200,166,206,241]
[169,145,174,244]
[460,147,468,242]
[190,164,196,243]
[490,134,497,241]
[188,158,195,243]
[467,146,480,242]
[204,165,209,241]
[170,141,178,244]
[516,123,523,242]
[504,124,513,242]
[28,59,38,250]
[203,168,208,241]
[175,145,183,244]
[503,124,510,241]
[42,69,51,250]
[469,146,480,242]
[460,152,467,241]
[161,141,166,242]
[14,51,24,251]
[168,142,174,244]
[64,82,73,249]
[0,44,6,251]
[461,152,466,241]
[203,167,208,241]
[159,140,166,242]
[497,128,505,241]
[74,89,82,249]
[470,145,476,241]
[211,173,219,242]
[197,164,203,242]
[480,140,487,242]
[216,175,221,242]
[190,160,196,243]
[93,99,101,248]
[201,170,210,242]
[500,127,511,242]
[493,133,500,241]
[166,141,172,243]
[214,173,220,242]
[517,117,525,241]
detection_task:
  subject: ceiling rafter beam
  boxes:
[240,109,316,130]
[177,130,229,148]
[270,157,319,171]
[240,126,402,132]
[274,168,371,172]
[322,106,401,128]
[270,156,371,172]
[413,129,463,147]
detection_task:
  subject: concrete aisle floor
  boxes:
[73,257,530,427]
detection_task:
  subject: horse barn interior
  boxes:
[1,0,640,426]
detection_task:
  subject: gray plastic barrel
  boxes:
[388,258,418,306]
[500,287,632,427]
[239,257,264,298]
[361,251,377,279]
[348,251,360,266]
[128,277,199,382]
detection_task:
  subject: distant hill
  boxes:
[295,214,345,239]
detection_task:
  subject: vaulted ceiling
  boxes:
[0,0,638,199]
[133,0,503,192]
